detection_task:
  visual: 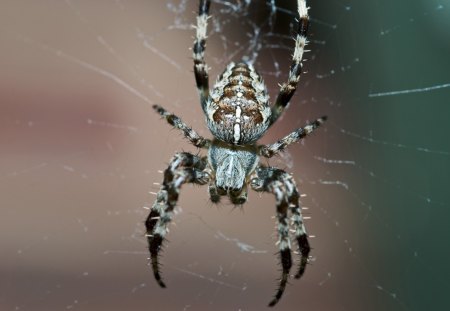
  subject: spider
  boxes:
[145,0,326,306]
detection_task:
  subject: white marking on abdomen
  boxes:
[233,123,240,144]
[235,106,242,119]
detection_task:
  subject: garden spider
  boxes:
[145,0,326,306]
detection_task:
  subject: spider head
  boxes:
[205,62,271,145]
[208,142,259,194]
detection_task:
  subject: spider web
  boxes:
[1,0,449,310]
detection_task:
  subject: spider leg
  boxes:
[229,183,248,205]
[259,116,327,158]
[208,182,221,203]
[280,172,310,279]
[193,0,211,112]
[146,152,209,287]
[269,0,310,126]
[153,104,211,148]
[251,166,309,306]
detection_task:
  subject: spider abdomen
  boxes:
[206,62,271,145]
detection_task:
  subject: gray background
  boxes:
[1,0,449,310]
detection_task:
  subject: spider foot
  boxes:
[152,258,167,288]
[268,248,292,307]
[294,233,310,279]
[148,233,167,288]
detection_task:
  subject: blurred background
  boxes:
[1,0,449,310]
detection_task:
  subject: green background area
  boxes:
[311,0,450,309]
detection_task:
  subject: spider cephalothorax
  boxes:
[146,0,327,306]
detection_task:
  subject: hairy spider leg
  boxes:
[270,0,310,126]
[280,171,311,279]
[153,105,211,148]
[259,116,327,158]
[145,152,209,287]
[193,0,211,112]
[226,182,247,205]
[208,183,221,203]
[251,166,310,306]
